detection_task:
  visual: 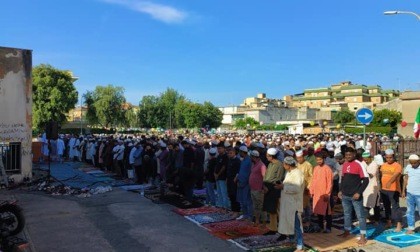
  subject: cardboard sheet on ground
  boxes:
[229,235,294,250]
[172,206,222,216]
[304,227,375,251]
[185,212,235,224]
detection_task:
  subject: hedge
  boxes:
[33,128,116,136]
[343,126,393,134]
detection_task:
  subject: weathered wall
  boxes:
[0,47,32,180]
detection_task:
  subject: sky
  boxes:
[2,0,420,107]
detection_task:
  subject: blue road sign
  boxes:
[356,108,374,124]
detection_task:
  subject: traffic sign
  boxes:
[356,108,373,124]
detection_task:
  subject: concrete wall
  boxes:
[376,92,420,138]
[0,47,32,181]
[398,92,420,138]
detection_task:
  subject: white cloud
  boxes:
[101,0,188,24]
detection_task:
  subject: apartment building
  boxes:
[289,81,399,111]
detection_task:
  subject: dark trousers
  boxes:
[318,204,332,230]
[365,206,381,222]
[380,190,402,223]
[227,180,241,212]
[181,168,194,202]
[134,165,146,184]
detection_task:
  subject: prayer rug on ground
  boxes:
[229,235,294,250]
[92,176,114,182]
[309,213,346,230]
[374,229,420,248]
[304,227,375,251]
[119,185,145,191]
[250,244,318,252]
[184,212,235,225]
[172,206,222,216]
[159,193,203,209]
[350,223,386,239]
[89,172,115,177]
[193,188,207,196]
[209,226,269,240]
[110,180,136,187]
[144,192,162,202]
[84,168,104,175]
[201,220,254,232]
[80,168,101,172]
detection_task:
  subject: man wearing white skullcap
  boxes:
[380,148,403,232]
[262,148,285,235]
[249,150,267,226]
[402,154,420,234]
[296,150,313,225]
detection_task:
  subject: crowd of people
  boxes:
[37,131,419,252]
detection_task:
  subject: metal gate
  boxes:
[0,142,22,174]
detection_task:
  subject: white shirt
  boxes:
[113,145,125,160]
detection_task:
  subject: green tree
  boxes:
[201,101,223,128]
[372,109,402,127]
[84,85,126,128]
[137,88,222,129]
[137,88,186,128]
[158,88,185,128]
[234,117,259,129]
[333,108,354,124]
[83,91,100,126]
[138,95,159,128]
[32,64,78,130]
[124,107,139,128]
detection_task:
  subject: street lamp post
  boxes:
[384,11,420,21]
[80,96,83,135]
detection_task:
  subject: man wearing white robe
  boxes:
[68,135,78,160]
[362,151,380,223]
[56,137,65,163]
[276,156,305,252]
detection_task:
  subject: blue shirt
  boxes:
[404,164,420,195]
[133,146,143,166]
[237,156,252,187]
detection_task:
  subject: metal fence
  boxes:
[0,142,22,174]
[371,139,420,168]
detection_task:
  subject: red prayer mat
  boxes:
[201,220,254,232]
[209,226,269,240]
[172,206,222,216]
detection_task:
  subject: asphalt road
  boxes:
[8,189,243,252]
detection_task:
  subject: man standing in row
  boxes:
[380,149,403,232]
[402,154,420,234]
[338,147,369,246]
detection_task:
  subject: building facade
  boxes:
[290,81,399,111]
[376,91,420,138]
[221,93,304,125]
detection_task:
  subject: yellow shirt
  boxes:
[297,161,313,189]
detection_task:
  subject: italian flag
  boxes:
[415,107,420,139]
